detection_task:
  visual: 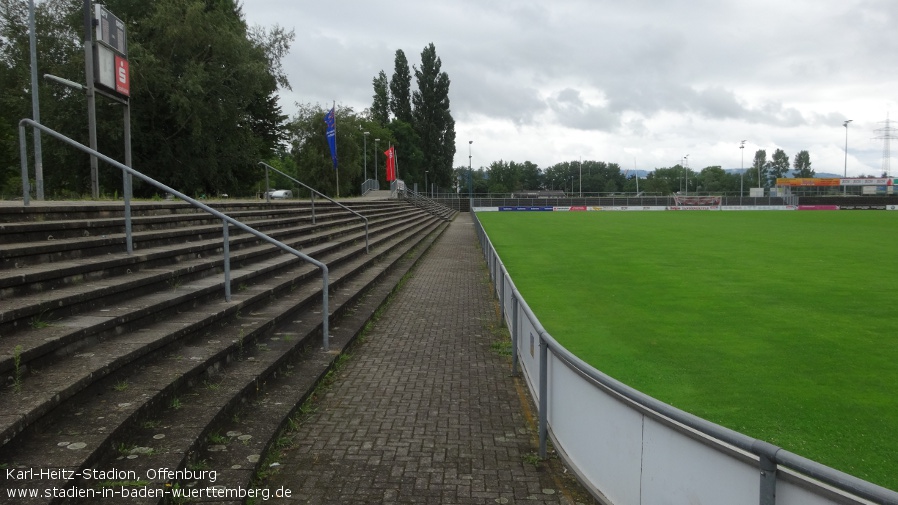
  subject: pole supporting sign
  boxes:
[94,5,129,99]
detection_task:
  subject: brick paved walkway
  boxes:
[266,213,582,504]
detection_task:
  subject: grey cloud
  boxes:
[546,88,620,131]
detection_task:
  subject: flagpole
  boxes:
[334,101,339,198]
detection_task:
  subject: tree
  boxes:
[1,0,96,197]
[517,161,542,190]
[389,49,412,124]
[697,166,737,193]
[386,119,423,188]
[1,0,293,198]
[486,160,520,193]
[123,0,293,197]
[747,149,768,188]
[793,150,814,178]
[288,103,382,197]
[768,149,790,185]
[412,43,456,189]
[370,70,389,127]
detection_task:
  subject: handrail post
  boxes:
[511,294,519,376]
[321,266,329,351]
[311,192,316,224]
[264,165,271,203]
[222,219,231,302]
[754,440,780,505]
[18,124,31,206]
[499,269,506,322]
[538,333,549,458]
[123,172,133,255]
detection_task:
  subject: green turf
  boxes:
[477,210,898,491]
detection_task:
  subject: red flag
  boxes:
[384,146,396,182]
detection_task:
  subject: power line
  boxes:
[873,112,898,177]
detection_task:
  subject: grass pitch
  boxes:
[477,210,898,490]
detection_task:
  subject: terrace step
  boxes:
[0,209,435,441]
[0,214,447,503]
[0,199,452,502]
[0,206,417,332]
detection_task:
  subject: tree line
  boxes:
[452,148,840,195]
[2,0,457,200]
[1,0,292,199]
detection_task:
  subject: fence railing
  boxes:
[361,179,380,194]
[397,186,453,221]
[470,195,792,208]
[471,210,898,505]
[259,162,369,253]
[18,119,334,351]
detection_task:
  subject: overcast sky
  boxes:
[242,0,898,176]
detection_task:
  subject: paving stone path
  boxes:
[265,212,587,504]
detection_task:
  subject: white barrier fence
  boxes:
[472,212,898,505]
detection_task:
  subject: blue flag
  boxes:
[324,106,337,169]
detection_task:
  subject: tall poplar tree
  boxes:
[793,150,814,177]
[389,49,412,124]
[769,148,791,184]
[412,43,455,189]
[371,70,389,127]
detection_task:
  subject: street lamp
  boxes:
[374,138,380,188]
[425,170,429,198]
[468,140,473,199]
[363,132,369,182]
[683,154,689,196]
[843,119,852,195]
[740,140,746,198]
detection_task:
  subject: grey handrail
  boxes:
[399,187,451,221]
[18,119,333,351]
[258,161,368,253]
[471,211,898,505]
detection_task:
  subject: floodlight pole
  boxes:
[374,138,380,187]
[28,0,44,200]
[843,120,852,196]
[83,0,99,198]
[363,131,369,182]
[740,140,746,200]
[468,140,473,200]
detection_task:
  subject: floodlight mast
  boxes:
[83,0,99,198]
[740,140,746,199]
[28,0,43,200]
[843,119,852,196]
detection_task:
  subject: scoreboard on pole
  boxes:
[93,5,130,99]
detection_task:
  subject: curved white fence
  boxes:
[472,212,898,505]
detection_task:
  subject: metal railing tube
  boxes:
[538,332,549,459]
[222,219,231,302]
[258,162,368,253]
[511,294,519,376]
[18,124,31,206]
[124,172,133,254]
[755,440,779,505]
[19,119,332,350]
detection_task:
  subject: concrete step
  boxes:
[0,215,437,446]
[0,204,448,502]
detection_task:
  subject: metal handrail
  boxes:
[259,162,368,253]
[472,211,898,505]
[400,187,452,220]
[18,119,334,351]
[361,179,379,194]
